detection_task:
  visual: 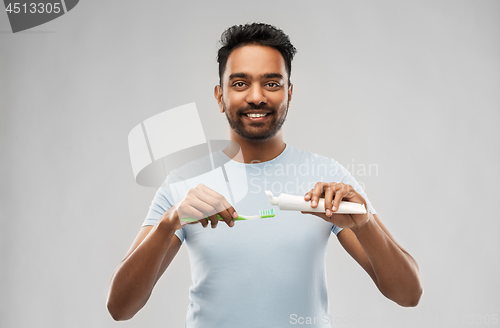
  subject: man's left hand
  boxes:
[302,182,371,229]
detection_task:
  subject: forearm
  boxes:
[351,214,422,307]
[107,219,176,320]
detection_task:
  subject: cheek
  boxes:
[273,94,289,110]
[271,91,288,103]
[224,93,242,107]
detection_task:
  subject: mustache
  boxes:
[236,104,275,115]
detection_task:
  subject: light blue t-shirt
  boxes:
[144,144,376,327]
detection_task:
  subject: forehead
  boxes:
[224,45,287,81]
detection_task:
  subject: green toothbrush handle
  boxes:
[181,214,246,223]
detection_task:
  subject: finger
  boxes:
[310,183,325,208]
[187,188,224,223]
[199,218,209,228]
[208,214,221,228]
[197,186,237,227]
[185,197,221,222]
[179,205,208,227]
[218,208,235,227]
[324,183,335,217]
[304,190,312,200]
[190,188,221,216]
[332,183,347,212]
[341,185,358,202]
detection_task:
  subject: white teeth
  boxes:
[246,113,267,118]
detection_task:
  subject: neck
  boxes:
[224,130,286,164]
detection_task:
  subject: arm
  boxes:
[106,183,238,320]
[337,213,422,307]
[304,182,423,307]
[106,211,181,321]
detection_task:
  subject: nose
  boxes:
[245,84,267,106]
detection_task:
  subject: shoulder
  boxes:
[286,145,336,163]
[166,150,225,184]
[286,145,347,176]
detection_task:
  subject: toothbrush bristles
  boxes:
[260,208,275,218]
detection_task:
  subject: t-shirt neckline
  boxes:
[219,143,291,167]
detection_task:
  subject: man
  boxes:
[107,23,422,327]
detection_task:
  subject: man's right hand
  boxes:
[107,184,237,320]
[161,184,238,230]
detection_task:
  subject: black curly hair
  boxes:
[217,23,297,87]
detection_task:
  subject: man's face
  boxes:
[215,45,293,142]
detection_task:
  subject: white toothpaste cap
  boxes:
[265,190,279,205]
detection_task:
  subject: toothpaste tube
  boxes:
[265,190,366,214]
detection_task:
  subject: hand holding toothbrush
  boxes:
[302,182,370,229]
[161,184,238,229]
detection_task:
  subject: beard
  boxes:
[223,100,289,142]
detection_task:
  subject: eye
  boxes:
[266,82,281,89]
[233,82,246,88]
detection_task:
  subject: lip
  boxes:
[242,110,272,115]
[242,112,271,122]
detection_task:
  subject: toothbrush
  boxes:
[265,191,366,214]
[180,209,275,222]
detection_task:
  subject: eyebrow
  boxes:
[228,72,284,81]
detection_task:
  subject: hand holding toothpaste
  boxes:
[302,182,370,229]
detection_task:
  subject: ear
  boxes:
[214,85,224,113]
[288,82,293,103]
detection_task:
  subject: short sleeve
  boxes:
[331,225,343,236]
[174,227,186,243]
[142,182,173,226]
[142,179,186,244]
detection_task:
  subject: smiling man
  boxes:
[107,23,422,327]
[219,46,290,142]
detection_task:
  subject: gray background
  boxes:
[1,0,499,327]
